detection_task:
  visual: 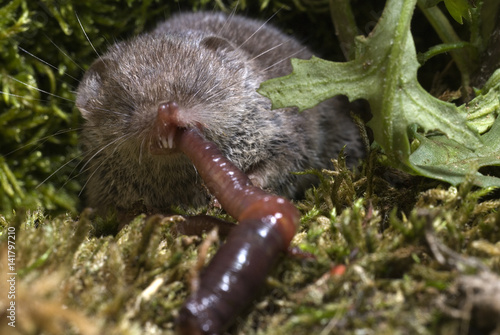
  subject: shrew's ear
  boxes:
[200,36,235,53]
[75,58,117,118]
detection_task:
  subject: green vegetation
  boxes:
[259,0,500,187]
[1,1,499,334]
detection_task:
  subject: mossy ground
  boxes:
[1,1,499,335]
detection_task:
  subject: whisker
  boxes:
[78,134,130,196]
[18,46,80,82]
[248,41,286,62]
[78,157,106,197]
[0,90,54,103]
[4,128,80,157]
[54,164,83,194]
[36,155,81,189]
[201,80,224,99]
[203,48,300,104]
[44,34,85,72]
[261,46,308,73]
[188,71,216,104]
[217,0,239,35]
[92,106,130,118]
[204,79,242,103]
[79,133,129,174]
[139,133,147,165]
[75,12,102,61]
[6,75,75,103]
[236,9,281,51]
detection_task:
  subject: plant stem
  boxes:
[329,0,358,60]
[417,41,471,64]
[417,0,473,95]
[382,0,418,165]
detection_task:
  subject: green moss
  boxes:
[1,1,500,334]
[1,167,499,334]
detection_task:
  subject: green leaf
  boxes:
[464,69,500,134]
[409,116,500,187]
[419,0,472,24]
[443,0,471,24]
[410,69,500,187]
[258,0,486,178]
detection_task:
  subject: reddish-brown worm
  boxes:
[157,102,300,334]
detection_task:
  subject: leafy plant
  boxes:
[259,0,500,187]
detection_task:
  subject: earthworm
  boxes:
[157,102,300,334]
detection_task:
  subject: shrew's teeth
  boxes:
[168,131,175,149]
[161,136,168,149]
